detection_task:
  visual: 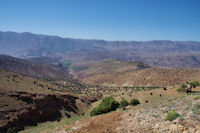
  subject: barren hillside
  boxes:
[0,70,97,132]
[73,59,200,86]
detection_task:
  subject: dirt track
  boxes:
[70,112,122,133]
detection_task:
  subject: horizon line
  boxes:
[1,30,200,43]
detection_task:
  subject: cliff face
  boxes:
[0,90,97,132]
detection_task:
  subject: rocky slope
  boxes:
[0,69,97,132]
[118,96,200,133]
[68,88,200,133]
[0,89,97,132]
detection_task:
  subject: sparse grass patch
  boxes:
[192,103,200,114]
[65,127,71,132]
[152,114,159,118]
[165,110,180,121]
[19,115,88,133]
[177,88,185,92]
[194,96,200,100]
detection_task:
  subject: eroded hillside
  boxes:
[0,70,97,132]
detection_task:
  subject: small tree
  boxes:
[119,99,129,109]
[130,98,140,106]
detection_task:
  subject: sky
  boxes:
[0,0,200,41]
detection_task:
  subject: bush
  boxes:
[90,97,119,116]
[119,99,129,108]
[181,84,187,89]
[165,110,180,121]
[65,127,71,131]
[192,103,200,114]
[190,81,200,88]
[130,98,140,106]
[163,87,167,91]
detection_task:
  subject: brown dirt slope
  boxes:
[0,54,71,80]
[0,70,97,132]
[74,59,200,86]
[70,112,122,133]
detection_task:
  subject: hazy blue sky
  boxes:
[0,0,200,41]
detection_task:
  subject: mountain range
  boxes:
[1,31,200,68]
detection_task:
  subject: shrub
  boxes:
[119,99,129,108]
[181,84,187,89]
[192,103,200,114]
[165,110,180,121]
[90,97,119,116]
[163,87,167,91]
[130,98,140,106]
[7,128,15,133]
[190,81,200,88]
[177,88,185,92]
[65,127,71,131]
[145,100,149,103]
[66,113,71,118]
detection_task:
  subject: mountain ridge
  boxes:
[1,31,200,68]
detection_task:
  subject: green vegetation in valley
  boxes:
[63,60,73,69]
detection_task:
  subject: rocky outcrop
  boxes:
[0,91,97,132]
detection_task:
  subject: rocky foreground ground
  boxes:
[67,94,200,133]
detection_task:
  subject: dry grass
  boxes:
[82,67,200,87]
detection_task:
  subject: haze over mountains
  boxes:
[1,31,200,68]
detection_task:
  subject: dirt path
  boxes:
[70,112,122,133]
